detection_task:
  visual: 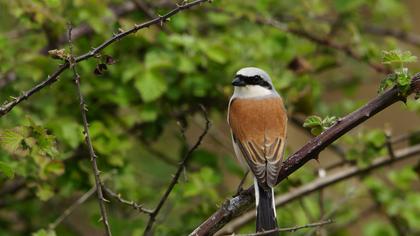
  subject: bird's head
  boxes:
[232,67,276,98]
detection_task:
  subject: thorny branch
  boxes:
[190,75,420,236]
[229,219,334,236]
[68,24,112,236]
[143,105,211,235]
[49,186,96,230]
[0,0,212,117]
[102,185,154,214]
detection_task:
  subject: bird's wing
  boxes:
[228,97,287,187]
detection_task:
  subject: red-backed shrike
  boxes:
[228,67,287,234]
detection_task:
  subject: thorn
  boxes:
[102,197,110,203]
[98,217,103,222]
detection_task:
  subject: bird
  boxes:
[227,67,287,235]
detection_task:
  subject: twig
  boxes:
[235,170,250,196]
[68,24,112,236]
[191,74,420,235]
[215,144,420,235]
[49,186,96,230]
[102,185,154,214]
[0,0,211,117]
[143,105,211,235]
[228,219,334,236]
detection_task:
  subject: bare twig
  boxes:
[235,170,250,196]
[0,0,211,117]
[102,185,154,214]
[49,186,96,230]
[216,144,420,235]
[143,105,211,235]
[190,75,420,235]
[68,24,112,236]
[228,219,334,236]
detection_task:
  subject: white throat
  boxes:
[233,85,275,99]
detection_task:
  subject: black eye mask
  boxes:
[235,74,272,90]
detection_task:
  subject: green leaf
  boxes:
[0,127,29,153]
[0,161,15,178]
[321,116,338,129]
[310,126,323,136]
[381,49,417,65]
[204,45,227,64]
[139,105,158,122]
[32,229,56,236]
[135,71,168,102]
[378,74,396,93]
[303,115,322,128]
[36,184,54,201]
[363,220,397,236]
[334,0,364,12]
[44,160,65,176]
[388,167,417,190]
[365,130,386,148]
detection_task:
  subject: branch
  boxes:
[0,0,211,118]
[143,105,211,235]
[228,219,334,236]
[40,1,171,54]
[216,144,420,235]
[102,185,154,214]
[189,75,420,236]
[68,24,112,236]
[49,186,96,230]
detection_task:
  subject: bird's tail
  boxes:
[254,179,279,235]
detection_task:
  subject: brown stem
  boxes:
[102,185,153,214]
[229,219,334,236]
[69,24,112,236]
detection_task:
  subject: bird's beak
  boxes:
[232,77,246,87]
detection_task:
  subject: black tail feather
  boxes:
[256,184,279,235]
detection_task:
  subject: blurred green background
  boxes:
[0,0,420,235]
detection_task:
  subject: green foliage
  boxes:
[0,0,419,235]
[382,49,417,65]
[32,229,56,236]
[379,49,417,94]
[343,129,389,167]
[303,115,338,135]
